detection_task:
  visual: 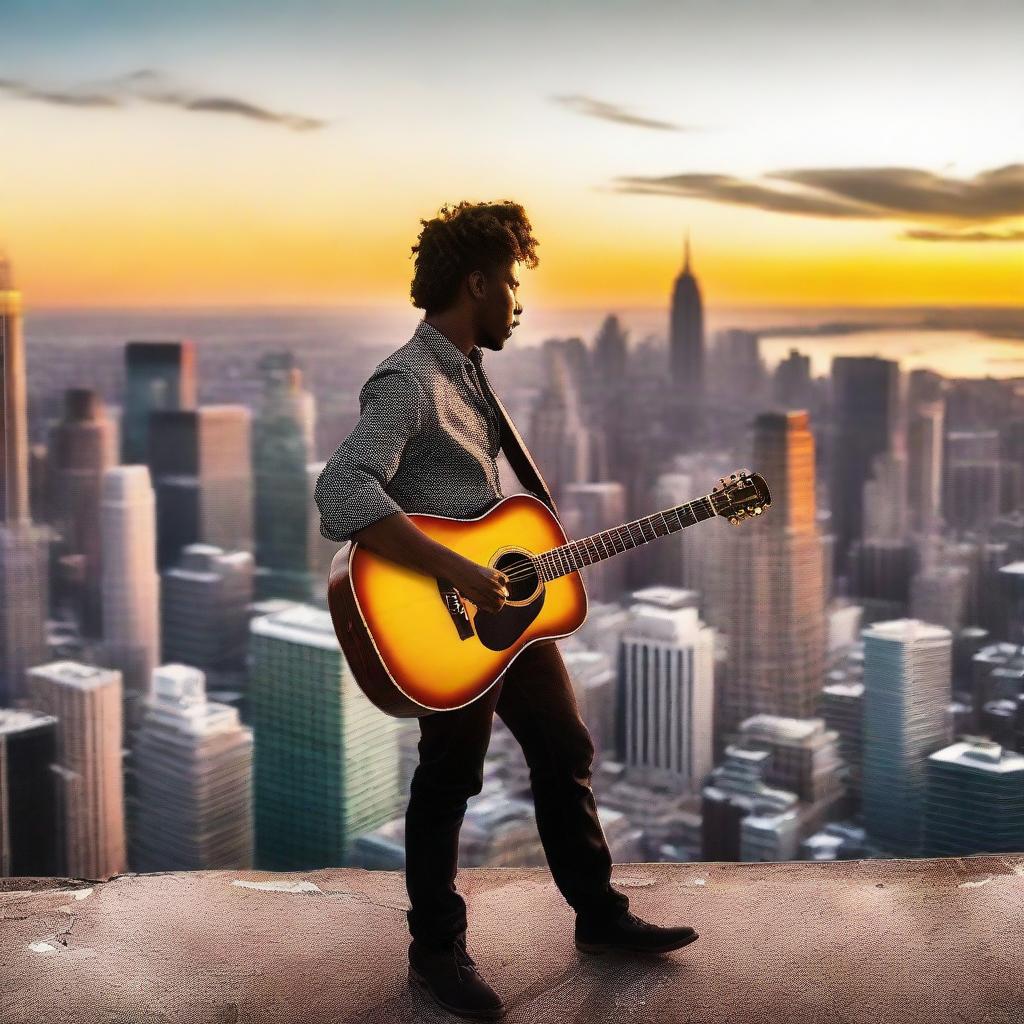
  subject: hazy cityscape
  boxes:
[3,237,1023,880]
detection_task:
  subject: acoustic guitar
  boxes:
[327,469,770,717]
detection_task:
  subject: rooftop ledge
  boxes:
[5,855,1024,1024]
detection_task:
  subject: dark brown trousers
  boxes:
[404,638,629,948]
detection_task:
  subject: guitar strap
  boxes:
[469,351,561,520]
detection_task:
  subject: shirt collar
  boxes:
[413,319,484,378]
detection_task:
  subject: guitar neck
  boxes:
[535,493,720,583]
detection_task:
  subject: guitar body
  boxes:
[327,493,588,717]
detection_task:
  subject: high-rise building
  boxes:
[705,412,827,752]
[161,544,254,670]
[130,664,254,871]
[24,661,127,879]
[249,603,401,869]
[0,709,61,877]
[97,466,161,734]
[829,357,901,577]
[121,340,197,465]
[819,680,864,803]
[559,482,628,602]
[47,389,118,637]
[943,430,1003,532]
[0,257,49,706]
[923,738,1024,856]
[618,586,714,791]
[252,353,318,601]
[910,565,970,634]
[149,406,254,570]
[861,619,952,856]
[907,398,945,536]
[668,232,705,404]
[562,646,617,762]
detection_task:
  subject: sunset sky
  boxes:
[1,0,1022,309]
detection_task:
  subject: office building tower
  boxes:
[249,604,401,868]
[0,709,60,876]
[861,619,953,856]
[668,232,705,403]
[97,466,161,733]
[0,258,49,706]
[131,664,254,871]
[907,398,944,536]
[829,357,901,576]
[46,390,118,637]
[559,482,628,602]
[820,680,864,803]
[705,412,826,751]
[252,353,318,601]
[773,349,814,410]
[161,544,254,670]
[618,586,714,790]
[910,565,970,634]
[121,341,197,465]
[862,450,908,541]
[923,738,1024,856]
[709,329,765,403]
[149,406,254,570]
[528,343,603,505]
[944,431,1003,532]
[702,745,798,861]
[998,562,1024,644]
[25,661,127,879]
[737,715,844,805]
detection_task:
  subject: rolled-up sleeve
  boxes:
[314,369,426,544]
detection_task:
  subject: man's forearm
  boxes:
[350,512,465,579]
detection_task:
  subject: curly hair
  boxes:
[410,200,540,314]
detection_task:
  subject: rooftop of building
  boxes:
[6,855,1023,1023]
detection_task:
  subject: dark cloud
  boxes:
[614,163,1024,225]
[0,70,326,131]
[551,94,691,132]
[903,227,1024,242]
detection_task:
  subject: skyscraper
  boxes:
[249,603,401,869]
[668,232,704,401]
[121,340,197,465]
[25,661,127,879]
[47,389,118,637]
[0,257,49,705]
[861,619,952,856]
[705,411,827,753]
[130,664,254,871]
[0,709,61,877]
[617,586,715,791]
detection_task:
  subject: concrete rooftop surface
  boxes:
[4,856,1024,1024]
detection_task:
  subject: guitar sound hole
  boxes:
[493,551,540,602]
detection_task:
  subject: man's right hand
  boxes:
[445,558,510,614]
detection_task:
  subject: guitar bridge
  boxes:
[436,578,475,640]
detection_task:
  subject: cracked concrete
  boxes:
[3,856,1024,1023]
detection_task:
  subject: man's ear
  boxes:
[467,269,486,300]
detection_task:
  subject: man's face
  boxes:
[473,257,523,352]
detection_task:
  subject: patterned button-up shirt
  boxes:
[315,319,510,545]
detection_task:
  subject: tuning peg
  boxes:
[729,516,739,525]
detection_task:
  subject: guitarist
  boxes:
[315,200,699,1020]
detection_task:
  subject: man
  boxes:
[315,200,699,1020]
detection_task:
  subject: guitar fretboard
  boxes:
[535,494,721,583]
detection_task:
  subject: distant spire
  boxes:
[683,229,691,273]
[0,251,10,290]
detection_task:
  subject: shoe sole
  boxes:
[408,965,507,1020]
[575,931,700,955]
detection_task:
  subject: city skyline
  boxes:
[1,1,1022,308]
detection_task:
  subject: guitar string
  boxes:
[492,492,732,585]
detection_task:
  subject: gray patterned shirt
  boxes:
[315,319,510,545]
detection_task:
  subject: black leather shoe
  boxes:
[575,909,700,954]
[408,937,506,1020]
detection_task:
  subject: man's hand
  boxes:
[446,558,510,614]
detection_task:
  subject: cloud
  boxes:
[613,163,1024,225]
[551,94,692,132]
[902,227,1024,242]
[0,70,326,131]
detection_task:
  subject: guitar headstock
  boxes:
[710,469,772,526]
